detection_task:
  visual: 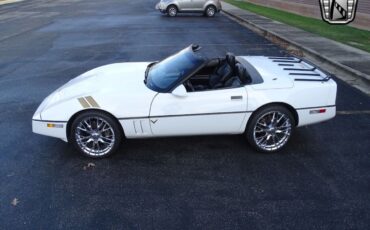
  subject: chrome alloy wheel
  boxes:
[75,117,115,157]
[206,7,215,17]
[253,111,292,152]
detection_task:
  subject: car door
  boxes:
[177,0,192,11]
[191,0,206,10]
[149,85,248,136]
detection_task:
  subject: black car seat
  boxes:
[224,63,252,88]
[192,58,220,91]
[209,53,236,89]
[224,76,241,88]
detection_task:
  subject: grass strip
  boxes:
[224,0,370,53]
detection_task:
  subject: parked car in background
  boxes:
[155,0,222,17]
[32,45,337,158]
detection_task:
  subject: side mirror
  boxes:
[171,84,187,97]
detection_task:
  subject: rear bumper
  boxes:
[296,106,336,127]
[217,3,222,11]
[32,119,68,142]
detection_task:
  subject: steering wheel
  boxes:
[185,80,194,92]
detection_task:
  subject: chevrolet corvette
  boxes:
[32,45,337,158]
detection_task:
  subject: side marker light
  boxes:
[47,123,64,128]
[309,109,326,114]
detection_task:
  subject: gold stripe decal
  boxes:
[85,96,100,108]
[78,97,90,108]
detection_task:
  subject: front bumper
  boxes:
[32,119,68,142]
[155,2,167,12]
[296,106,336,127]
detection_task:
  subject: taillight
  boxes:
[309,109,326,114]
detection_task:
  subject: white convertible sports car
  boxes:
[32,45,337,158]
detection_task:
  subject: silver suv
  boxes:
[156,0,222,17]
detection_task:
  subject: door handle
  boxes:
[231,96,243,100]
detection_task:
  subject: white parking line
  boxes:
[337,110,370,115]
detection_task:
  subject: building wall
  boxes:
[245,0,370,30]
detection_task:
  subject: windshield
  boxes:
[146,47,205,92]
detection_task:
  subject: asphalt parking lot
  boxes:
[0,0,369,229]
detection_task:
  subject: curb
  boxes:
[222,8,370,95]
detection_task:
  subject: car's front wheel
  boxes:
[205,5,216,17]
[167,5,178,17]
[70,111,123,158]
[246,106,294,153]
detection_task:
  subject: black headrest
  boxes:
[236,63,252,84]
[226,53,235,67]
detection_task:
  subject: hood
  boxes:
[57,62,155,98]
[35,62,158,120]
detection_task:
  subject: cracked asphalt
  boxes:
[0,0,369,229]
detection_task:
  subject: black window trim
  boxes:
[235,57,264,85]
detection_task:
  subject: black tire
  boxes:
[70,111,123,158]
[246,105,295,153]
[167,5,178,17]
[205,5,216,17]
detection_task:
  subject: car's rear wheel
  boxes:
[167,5,178,17]
[70,111,123,158]
[205,5,216,17]
[246,106,294,153]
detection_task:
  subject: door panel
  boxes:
[178,0,192,10]
[190,0,206,10]
[149,87,248,136]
